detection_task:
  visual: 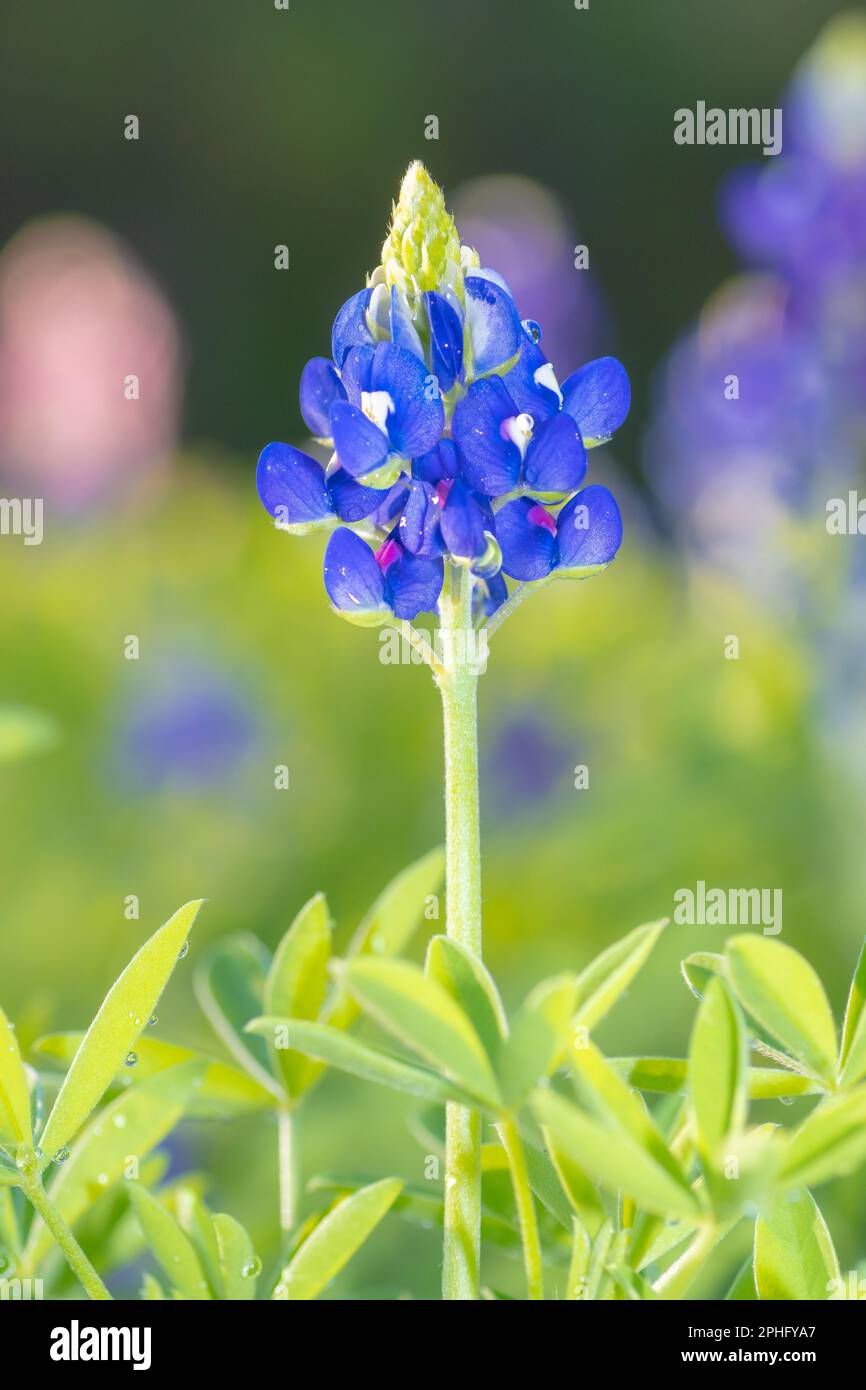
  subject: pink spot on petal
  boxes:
[375,538,402,573]
[527,504,556,534]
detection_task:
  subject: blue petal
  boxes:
[398,479,442,557]
[452,377,522,497]
[329,399,389,478]
[464,275,522,378]
[299,357,346,438]
[424,291,464,393]
[413,438,460,485]
[556,485,623,570]
[523,413,587,494]
[561,357,631,446]
[474,571,508,620]
[496,497,557,581]
[328,467,389,522]
[384,548,444,619]
[339,345,374,405]
[323,528,387,614]
[439,478,487,559]
[256,442,332,525]
[390,287,425,360]
[370,342,444,459]
[501,327,561,422]
[372,481,409,528]
[331,288,374,368]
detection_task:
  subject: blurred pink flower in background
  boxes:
[451,174,608,371]
[0,217,182,510]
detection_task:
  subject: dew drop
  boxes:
[148,1015,158,1027]
[124,1051,138,1068]
[178,941,189,960]
[113,1114,127,1129]
[97,1172,109,1186]
[242,1255,262,1279]
[53,1146,70,1164]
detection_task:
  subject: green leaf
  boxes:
[533,1088,701,1220]
[0,1004,32,1149]
[348,848,444,961]
[39,901,204,1160]
[140,1272,166,1300]
[680,951,725,1001]
[566,1216,592,1300]
[573,919,667,1030]
[542,1134,607,1236]
[611,1057,821,1100]
[127,1182,212,1300]
[754,1189,839,1300]
[725,1256,757,1300]
[839,937,866,1086]
[780,1087,866,1189]
[35,1032,273,1117]
[195,934,281,1097]
[213,1212,258,1300]
[265,894,331,1099]
[570,1042,698,1204]
[0,705,59,763]
[309,1173,521,1253]
[425,936,507,1061]
[275,1177,402,1300]
[175,1188,223,1297]
[725,936,838,1084]
[497,975,576,1109]
[246,1018,473,1106]
[338,958,501,1108]
[24,1061,205,1271]
[689,978,747,1171]
[326,849,444,1033]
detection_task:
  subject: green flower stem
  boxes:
[22,1178,111,1300]
[277,1105,299,1233]
[653,1223,720,1300]
[498,1117,543,1300]
[438,564,483,1300]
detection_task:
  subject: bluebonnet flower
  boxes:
[257,163,629,624]
[645,16,866,612]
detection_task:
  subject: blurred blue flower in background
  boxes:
[114,657,258,792]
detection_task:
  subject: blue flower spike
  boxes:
[256,161,629,635]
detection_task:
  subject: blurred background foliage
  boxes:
[2,0,865,1297]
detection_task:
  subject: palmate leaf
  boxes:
[265,893,332,1099]
[24,1061,205,1271]
[573,919,667,1030]
[532,1088,701,1220]
[725,936,838,1085]
[779,1086,866,1189]
[0,1003,32,1151]
[497,975,576,1110]
[127,1182,212,1300]
[35,1032,273,1117]
[689,977,747,1171]
[39,901,204,1162]
[336,958,501,1108]
[839,936,866,1087]
[754,1189,840,1300]
[246,1017,474,1106]
[274,1177,402,1300]
[195,934,281,1097]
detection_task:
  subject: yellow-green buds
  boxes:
[380,162,465,303]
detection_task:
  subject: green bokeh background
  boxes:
[2,0,862,1298]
